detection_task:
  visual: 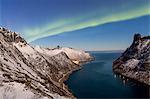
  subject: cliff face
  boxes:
[113,34,150,85]
[0,28,92,99]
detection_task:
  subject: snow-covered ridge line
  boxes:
[0,28,93,99]
[34,45,92,64]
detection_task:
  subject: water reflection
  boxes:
[113,73,147,86]
[113,74,127,85]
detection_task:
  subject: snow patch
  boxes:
[124,59,140,69]
[0,82,49,99]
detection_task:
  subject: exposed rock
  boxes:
[0,28,93,99]
[113,33,150,85]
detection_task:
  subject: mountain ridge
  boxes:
[0,27,93,99]
[113,33,150,85]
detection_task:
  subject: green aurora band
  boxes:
[23,5,150,42]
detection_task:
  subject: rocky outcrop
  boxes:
[113,33,150,85]
[0,28,92,99]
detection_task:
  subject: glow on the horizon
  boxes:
[24,6,150,42]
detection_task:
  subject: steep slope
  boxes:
[0,28,92,99]
[113,34,150,85]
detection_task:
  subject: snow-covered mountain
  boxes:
[113,34,150,85]
[0,27,92,99]
[34,46,91,64]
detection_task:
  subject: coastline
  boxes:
[113,70,150,86]
[59,59,93,98]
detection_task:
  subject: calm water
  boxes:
[65,52,149,98]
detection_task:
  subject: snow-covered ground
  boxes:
[0,82,69,99]
[123,59,139,69]
[35,46,91,62]
[0,82,48,99]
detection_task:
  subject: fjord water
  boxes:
[66,52,149,98]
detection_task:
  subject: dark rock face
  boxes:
[0,28,92,98]
[113,34,150,85]
[133,33,141,41]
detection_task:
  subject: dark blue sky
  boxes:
[0,0,150,50]
[32,16,150,51]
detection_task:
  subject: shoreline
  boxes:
[113,70,150,86]
[63,59,94,82]
[59,59,93,98]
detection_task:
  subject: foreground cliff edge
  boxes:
[0,28,93,99]
[113,34,150,85]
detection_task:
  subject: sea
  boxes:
[65,51,149,98]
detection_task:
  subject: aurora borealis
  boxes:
[1,0,150,50]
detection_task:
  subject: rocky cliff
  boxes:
[0,28,92,99]
[113,34,150,85]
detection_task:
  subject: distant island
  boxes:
[113,34,150,85]
[0,28,93,99]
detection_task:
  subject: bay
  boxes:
[65,52,149,98]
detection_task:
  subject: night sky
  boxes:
[1,0,150,51]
